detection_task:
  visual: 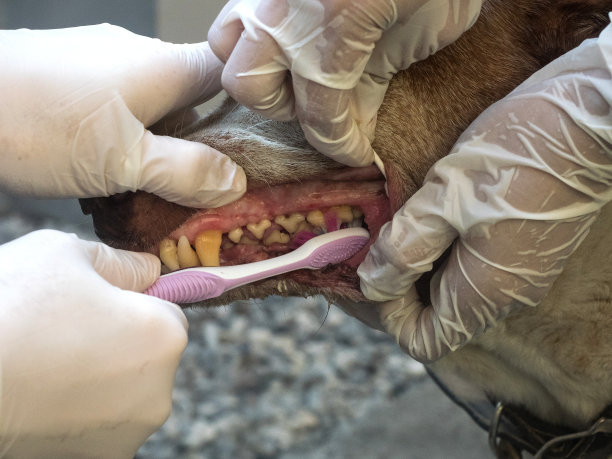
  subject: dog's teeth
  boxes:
[195,230,222,267]
[274,213,305,234]
[228,227,243,243]
[352,207,364,219]
[348,218,364,228]
[332,205,354,223]
[264,229,290,246]
[239,236,259,245]
[177,235,200,268]
[306,210,325,229]
[247,219,271,240]
[159,238,180,271]
[295,221,314,233]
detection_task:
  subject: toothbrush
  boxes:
[144,227,370,304]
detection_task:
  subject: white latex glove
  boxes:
[0,230,187,458]
[209,0,482,166]
[0,24,246,208]
[358,21,612,363]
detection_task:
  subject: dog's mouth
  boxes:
[150,165,391,302]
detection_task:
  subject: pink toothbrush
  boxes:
[144,227,369,304]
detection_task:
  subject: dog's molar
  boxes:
[247,219,271,239]
[306,210,325,229]
[332,205,354,223]
[239,235,259,245]
[274,213,305,233]
[264,229,290,246]
[228,227,243,243]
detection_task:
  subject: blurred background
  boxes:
[0,1,490,457]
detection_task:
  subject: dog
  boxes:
[81,0,612,456]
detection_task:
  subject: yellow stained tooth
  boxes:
[306,210,325,228]
[177,235,200,268]
[159,238,180,271]
[352,207,364,219]
[247,219,271,239]
[264,230,290,246]
[239,236,259,245]
[195,230,222,267]
[274,213,305,233]
[332,205,353,223]
[296,221,314,233]
[228,227,243,243]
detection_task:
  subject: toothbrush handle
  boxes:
[144,255,310,303]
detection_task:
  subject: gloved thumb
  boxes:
[81,239,161,292]
[138,130,247,208]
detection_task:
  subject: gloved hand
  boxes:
[0,24,245,208]
[208,0,483,167]
[358,23,612,363]
[0,230,187,458]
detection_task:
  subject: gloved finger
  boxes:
[358,179,459,301]
[351,74,390,141]
[293,74,375,167]
[79,238,161,292]
[137,131,247,208]
[221,30,295,121]
[208,0,244,62]
[125,41,225,127]
[80,238,189,331]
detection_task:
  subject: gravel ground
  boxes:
[0,194,491,458]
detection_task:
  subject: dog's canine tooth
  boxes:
[247,219,271,239]
[177,235,200,268]
[264,229,290,246]
[159,238,180,271]
[332,205,354,223]
[274,213,305,233]
[228,227,244,243]
[195,230,222,267]
[306,210,325,228]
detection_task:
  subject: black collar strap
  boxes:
[426,366,612,458]
[489,402,612,458]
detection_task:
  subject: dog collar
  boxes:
[426,366,612,458]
